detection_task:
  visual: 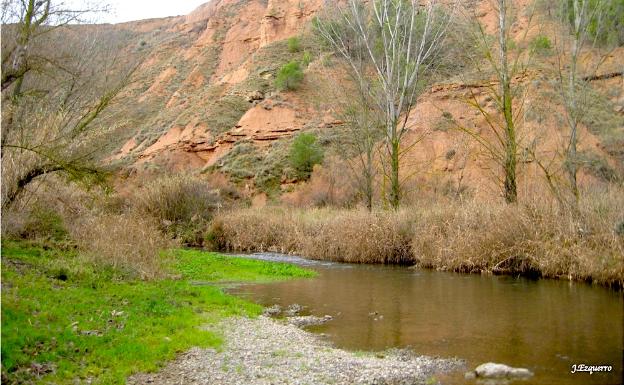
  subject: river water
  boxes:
[229,254,623,385]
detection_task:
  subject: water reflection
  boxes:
[231,261,623,385]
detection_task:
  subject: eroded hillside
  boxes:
[101,0,623,201]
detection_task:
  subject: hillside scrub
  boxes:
[209,188,624,288]
[287,36,301,53]
[275,61,304,91]
[289,133,324,179]
[1,242,314,384]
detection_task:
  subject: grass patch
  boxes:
[1,241,314,384]
[174,249,316,282]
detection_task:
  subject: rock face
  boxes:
[469,362,534,379]
[98,0,621,197]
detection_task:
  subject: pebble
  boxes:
[128,316,464,385]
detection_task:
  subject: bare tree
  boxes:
[315,0,451,209]
[341,96,384,211]
[549,0,619,203]
[453,0,538,203]
[1,0,138,209]
[496,0,518,203]
[1,0,109,96]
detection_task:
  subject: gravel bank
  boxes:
[128,316,463,385]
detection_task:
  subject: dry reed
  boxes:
[210,188,624,288]
[70,213,172,280]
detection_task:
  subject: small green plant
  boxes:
[289,132,324,179]
[287,36,301,53]
[529,35,552,55]
[275,61,304,91]
[302,51,312,67]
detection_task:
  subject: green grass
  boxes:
[174,249,316,282]
[1,241,315,384]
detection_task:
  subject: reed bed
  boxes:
[210,189,624,288]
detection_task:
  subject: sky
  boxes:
[94,0,210,24]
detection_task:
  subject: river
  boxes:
[229,254,623,385]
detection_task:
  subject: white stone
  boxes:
[474,362,533,378]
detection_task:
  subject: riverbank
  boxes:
[0,242,314,384]
[209,192,624,288]
[128,316,463,385]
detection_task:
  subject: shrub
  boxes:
[131,175,221,245]
[287,36,301,53]
[289,133,324,179]
[70,212,171,280]
[433,111,455,131]
[529,35,552,55]
[20,206,68,242]
[616,220,624,236]
[577,151,620,182]
[302,51,312,67]
[275,61,304,91]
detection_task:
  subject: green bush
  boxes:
[287,36,301,53]
[289,133,324,179]
[529,35,552,54]
[275,61,304,91]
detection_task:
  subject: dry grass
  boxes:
[209,208,300,254]
[1,177,173,280]
[70,212,172,280]
[412,190,624,287]
[132,175,220,224]
[209,207,430,263]
[210,187,624,288]
[131,174,221,245]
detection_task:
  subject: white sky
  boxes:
[96,0,210,24]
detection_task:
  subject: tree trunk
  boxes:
[365,147,374,211]
[389,135,401,210]
[2,164,61,210]
[498,0,517,204]
[566,0,583,204]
